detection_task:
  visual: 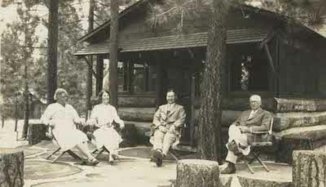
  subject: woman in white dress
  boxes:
[88,90,125,163]
[41,88,99,165]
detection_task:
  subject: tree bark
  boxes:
[237,176,292,187]
[176,159,220,187]
[198,0,229,161]
[0,149,24,187]
[86,0,95,118]
[108,0,119,107]
[96,56,104,95]
[292,150,326,187]
[47,0,58,104]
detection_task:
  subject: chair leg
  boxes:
[46,147,61,160]
[92,149,98,154]
[169,150,178,161]
[67,150,82,160]
[245,160,255,174]
[255,154,270,172]
[95,148,105,159]
[52,151,66,163]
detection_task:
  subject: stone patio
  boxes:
[0,120,294,187]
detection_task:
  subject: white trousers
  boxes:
[225,124,251,164]
[151,130,177,155]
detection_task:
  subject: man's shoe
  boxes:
[152,149,163,167]
[220,163,236,174]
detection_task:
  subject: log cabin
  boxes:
[74,0,326,158]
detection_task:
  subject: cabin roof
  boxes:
[75,29,268,56]
[78,0,150,42]
[78,0,325,44]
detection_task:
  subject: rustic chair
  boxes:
[87,122,122,162]
[45,125,82,163]
[148,123,192,166]
[244,118,274,174]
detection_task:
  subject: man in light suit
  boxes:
[150,90,186,166]
[221,94,272,174]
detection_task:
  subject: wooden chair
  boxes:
[244,118,274,174]
[45,125,82,163]
[87,123,122,161]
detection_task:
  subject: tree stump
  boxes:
[237,176,292,187]
[293,150,326,187]
[27,121,47,145]
[0,148,24,187]
[176,159,221,187]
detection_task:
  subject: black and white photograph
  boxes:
[0,0,325,186]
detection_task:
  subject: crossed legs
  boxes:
[221,124,250,174]
[151,130,177,166]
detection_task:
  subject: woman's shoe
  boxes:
[81,158,99,166]
[111,153,119,160]
[108,154,114,165]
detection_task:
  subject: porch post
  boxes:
[127,62,134,94]
[123,62,128,91]
[86,55,93,119]
[96,55,104,95]
[155,59,166,107]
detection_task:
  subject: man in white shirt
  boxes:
[221,94,272,174]
[150,90,186,166]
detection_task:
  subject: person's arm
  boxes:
[173,106,186,128]
[40,105,54,127]
[87,105,99,127]
[112,107,124,129]
[153,107,168,133]
[71,105,84,125]
[153,107,162,128]
[250,111,272,133]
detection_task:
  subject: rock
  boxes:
[0,148,24,187]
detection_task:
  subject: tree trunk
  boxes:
[176,159,224,187]
[237,176,292,187]
[96,56,104,95]
[86,0,95,118]
[292,150,326,187]
[47,0,58,104]
[0,149,24,187]
[108,0,119,107]
[198,0,229,161]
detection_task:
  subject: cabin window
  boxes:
[229,44,270,92]
[133,62,156,93]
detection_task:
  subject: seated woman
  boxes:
[41,88,99,166]
[87,90,125,163]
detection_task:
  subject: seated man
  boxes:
[150,90,186,166]
[221,94,272,174]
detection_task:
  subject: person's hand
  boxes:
[86,119,96,126]
[79,120,86,126]
[49,120,56,128]
[105,122,112,128]
[238,126,250,133]
[159,126,168,133]
[168,125,176,133]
